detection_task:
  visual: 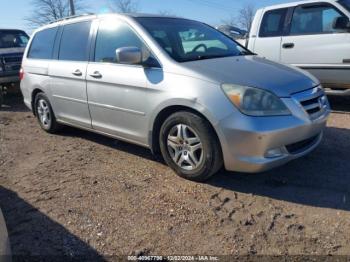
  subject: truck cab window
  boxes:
[259,8,288,37]
[290,5,346,35]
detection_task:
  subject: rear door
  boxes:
[281,3,350,67]
[251,8,289,61]
[49,20,92,128]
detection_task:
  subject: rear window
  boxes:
[259,8,288,37]
[59,21,91,62]
[0,30,29,49]
[28,27,58,59]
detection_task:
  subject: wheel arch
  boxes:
[149,103,223,158]
[31,88,44,115]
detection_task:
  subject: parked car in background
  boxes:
[246,0,350,96]
[0,29,29,106]
[0,208,11,261]
[216,25,247,44]
[21,14,330,181]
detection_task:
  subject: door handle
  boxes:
[89,71,102,78]
[282,43,295,49]
[72,69,82,76]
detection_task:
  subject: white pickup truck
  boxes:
[245,0,350,95]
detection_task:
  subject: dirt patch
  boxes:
[1,95,350,258]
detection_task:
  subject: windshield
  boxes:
[0,30,29,49]
[135,17,252,62]
[339,0,350,11]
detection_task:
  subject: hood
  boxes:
[179,56,319,97]
[0,47,25,56]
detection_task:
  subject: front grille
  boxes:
[292,86,328,119]
[0,53,23,72]
[3,56,22,64]
[300,95,325,115]
[286,135,319,154]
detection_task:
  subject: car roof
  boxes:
[50,13,182,25]
[258,0,338,10]
[34,13,188,33]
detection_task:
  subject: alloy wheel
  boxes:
[37,99,51,128]
[167,124,204,171]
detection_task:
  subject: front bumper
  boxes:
[0,75,20,84]
[217,87,330,173]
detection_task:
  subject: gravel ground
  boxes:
[0,94,350,260]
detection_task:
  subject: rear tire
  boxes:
[34,93,61,133]
[159,111,223,182]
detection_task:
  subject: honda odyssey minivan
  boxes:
[20,14,330,181]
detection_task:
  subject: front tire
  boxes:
[34,92,61,133]
[159,111,223,182]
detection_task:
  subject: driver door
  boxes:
[281,3,350,66]
[86,18,157,145]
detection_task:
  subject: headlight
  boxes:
[221,84,291,116]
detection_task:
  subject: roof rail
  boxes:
[49,13,95,24]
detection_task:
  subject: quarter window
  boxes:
[28,27,58,59]
[59,21,91,61]
[259,8,288,37]
[290,5,346,35]
[95,19,150,63]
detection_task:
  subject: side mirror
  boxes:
[333,16,350,30]
[115,47,142,65]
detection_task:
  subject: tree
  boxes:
[237,3,256,32]
[157,10,177,17]
[109,0,139,13]
[25,0,85,28]
[221,15,238,28]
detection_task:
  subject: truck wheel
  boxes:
[34,93,61,133]
[159,111,223,182]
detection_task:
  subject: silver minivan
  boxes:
[20,14,330,181]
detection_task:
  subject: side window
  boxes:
[95,19,150,63]
[290,5,346,35]
[28,27,58,59]
[259,8,288,37]
[59,21,91,61]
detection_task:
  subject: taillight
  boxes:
[19,67,24,81]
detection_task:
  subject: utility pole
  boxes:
[69,0,76,16]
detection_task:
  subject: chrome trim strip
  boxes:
[291,86,330,120]
[297,64,350,70]
[52,95,87,104]
[292,86,323,102]
[303,103,320,111]
[88,101,146,116]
